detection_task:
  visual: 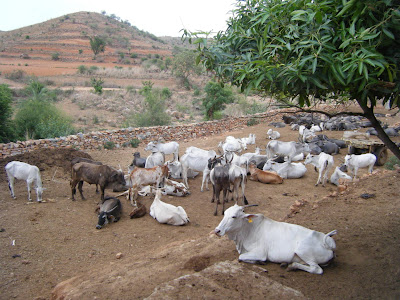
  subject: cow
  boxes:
[138,178,190,197]
[210,162,231,216]
[267,129,281,140]
[240,133,256,148]
[316,140,340,155]
[150,189,189,225]
[166,160,199,179]
[213,204,337,274]
[304,153,334,186]
[266,141,310,162]
[71,157,103,193]
[262,160,307,179]
[129,152,146,168]
[330,166,352,186]
[126,164,169,205]
[145,141,179,162]
[180,151,216,191]
[95,197,122,229]
[145,151,165,169]
[219,136,244,152]
[71,163,126,202]
[248,162,283,184]
[5,161,44,202]
[344,153,377,179]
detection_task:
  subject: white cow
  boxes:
[145,141,179,162]
[267,129,281,140]
[344,153,376,179]
[219,136,244,153]
[266,140,310,162]
[304,152,334,186]
[150,189,189,225]
[263,160,307,179]
[144,151,165,168]
[180,151,216,191]
[5,161,44,202]
[330,166,352,186]
[240,133,256,148]
[214,204,337,274]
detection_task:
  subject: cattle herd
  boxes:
[4,112,397,275]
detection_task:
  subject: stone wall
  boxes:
[0,110,291,158]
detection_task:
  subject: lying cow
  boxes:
[138,178,190,197]
[330,166,352,186]
[248,162,283,184]
[213,204,337,274]
[70,162,126,202]
[95,196,122,229]
[150,189,189,225]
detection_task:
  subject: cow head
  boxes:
[35,186,44,202]
[214,204,258,237]
[111,170,127,192]
[145,141,158,152]
[96,211,109,229]
[166,161,182,179]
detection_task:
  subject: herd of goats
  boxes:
[4,112,397,274]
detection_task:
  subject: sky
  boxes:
[0,0,238,37]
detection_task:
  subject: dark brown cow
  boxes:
[71,162,126,202]
[71,157,103,193]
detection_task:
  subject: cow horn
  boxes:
[243,204,258,208]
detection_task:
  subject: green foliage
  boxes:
[129,138,141,148]
[130,53,138,59]
[0,84,16,142]
[161,87,172,99]
[384,155,400,170]
[25,35,29,39]
[89,36,106,56]
[78,49,83,54]
[202,81,235,120]
[91,77,104,95]
[125,82,171,127]
[78,65,88,74]
[172,50,204,89]
[92,115,99,124]
[14,97,75,140]
[51,52,60,61]
[103,141,116,150]
[246,117,259,126]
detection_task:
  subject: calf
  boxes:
[5,161,44,202]
[248,162,283,184]
[71,157,102,193]
[304,153,334,186]
[330,166,352,186]
[267,128,281,140]
[95,196,122,229]
[70,162,126,202]
[150,189,189,225]
[210,162,231,216]
[145,141,179,162]
[344,153,376,179]
[214,204,337,274]
[266,140,310,162]
[127,164,169,205]
[138,178,190,197]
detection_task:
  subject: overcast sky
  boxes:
[0,0,238,36]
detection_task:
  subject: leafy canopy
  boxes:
[0,84,15,143]
[203,81,236,120]
[89,36,106,56]
[185,0,399,108]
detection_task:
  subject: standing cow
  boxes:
[71,163,126,202]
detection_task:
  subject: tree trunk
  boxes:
[356,99,400,161]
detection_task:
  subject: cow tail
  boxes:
[323,230,337,250]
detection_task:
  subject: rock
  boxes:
[116,253,123,259]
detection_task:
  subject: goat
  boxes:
[5,161,44,202]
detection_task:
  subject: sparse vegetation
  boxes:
[51,52,60,61]
[90,77,104,95]
[384,156,400,170]
[103,141,115,150]
[5,69,26,81]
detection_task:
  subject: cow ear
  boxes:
[244,214,256,223]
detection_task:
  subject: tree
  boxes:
[185,0,400,159]
[172,49,204,89]
[0,84,15,142]
[89,36,106,57]
[203,81,235,120]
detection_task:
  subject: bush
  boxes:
[5,69,26,81]
[202,81,235,120]
[103,141,115,150]
[384,156,400,170]
[247,117,259,126]
[129,138,140,148]
[51,52,60,61]
[0,84,16,142]
[77,65,88,74]
[161,87,172,99]
[91,77,104,95]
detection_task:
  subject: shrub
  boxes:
[78,49,83,54]
[92,115,99,124]
[51,52,60,61]
[77,65,87,74]
[0,84,16,142]
[129,138,140,148]
[161,87,172,99]
[130,53,138,58]
[5,69,26,81]
[247,118,259,126]
[91,77,104,95]
[104,141,115,150]
[202,81,235,120]
[384,156,400,170]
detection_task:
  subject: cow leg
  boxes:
[7,175,16,199]
[70,179,79,201]
[26,179,33,202]
[353,167,358,179]
[222,188,228,215]
[211,185,215,203]
[182,167,190,189]
[315,169,322,186]
[238,249,267,264]
[100,186,105,203]
[78,181,86,200]
[95,184,99,194]
[368,164,374,174]
[201,170,209,192]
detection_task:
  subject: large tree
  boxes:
[185,0,400,159]
[89,36,106,57]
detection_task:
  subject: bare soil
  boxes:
[1,110,400,300]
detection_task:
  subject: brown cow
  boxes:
[248,162,283,184]
[71,162,127,202]
[71,157,103,193]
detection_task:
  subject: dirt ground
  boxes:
[1,110,400,300]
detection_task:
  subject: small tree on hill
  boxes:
[89,36,106,58]
[185,0,400,159]
[0,84,15,142]
[203,81,235,120]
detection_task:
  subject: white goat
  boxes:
[304,153,334,186]
[330,166,352,186]
[267,129,281,140]
[344,153,376,179]
[5,161,44,202]
[150,189,189,225]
